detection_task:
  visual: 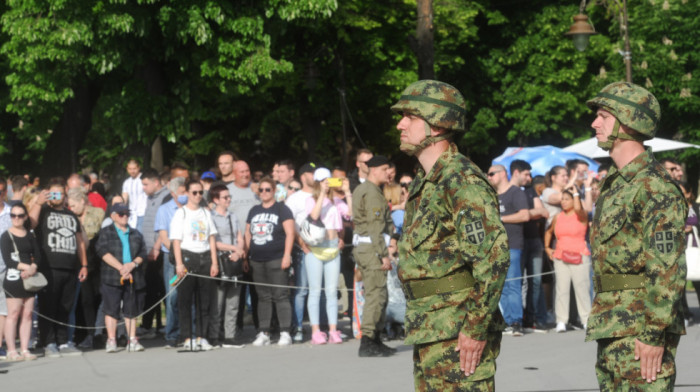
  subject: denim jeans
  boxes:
[499,249,523,325]
[523,238,547,325]
[305,240,340,326]
[292,247,308,329]
[162,253,179,342]
[384,302,406,333]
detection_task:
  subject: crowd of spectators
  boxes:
[0,150,697,361]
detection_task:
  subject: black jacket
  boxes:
[95,224,147,289]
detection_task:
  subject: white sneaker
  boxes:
[555,322,567,333]
[198,338,214,351]
[252,332,270,347]
[182,338,197,351]
[128,338,145,352]
[278,332,293,346]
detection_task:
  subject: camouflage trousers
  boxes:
[596,334,680,391]
[413,331,501,392]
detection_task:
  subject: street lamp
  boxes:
[565,10,596,52]
[567,0,632,83]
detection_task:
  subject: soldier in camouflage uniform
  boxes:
[586,82,687,391]
[352,155,396,357]
[393,80,510,391]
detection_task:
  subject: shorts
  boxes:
[101,283,145,319]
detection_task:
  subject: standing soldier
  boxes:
[393,80,509,391]
[586,82,686,390]
[352,155,396,357]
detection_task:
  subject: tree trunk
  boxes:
[413,0,435,80]
[39,82,100,183]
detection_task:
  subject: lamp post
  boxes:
[566,0,632,83]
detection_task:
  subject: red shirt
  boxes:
[88,192,107,212]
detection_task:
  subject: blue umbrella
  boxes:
[492,145,600,178]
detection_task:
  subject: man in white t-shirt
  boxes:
[122,159,148,230]
[285,162,316,342]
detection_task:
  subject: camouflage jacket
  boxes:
[352,181,394,262]
[398,143,509,344]
[586,148,687,345]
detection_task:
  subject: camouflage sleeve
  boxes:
[640,189,687,346]
[367,191,390,258]
[453,176,510,341]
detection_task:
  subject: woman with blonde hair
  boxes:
[383,182,404,234]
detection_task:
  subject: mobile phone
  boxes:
[48,191,62,201]
[327,177,343,188]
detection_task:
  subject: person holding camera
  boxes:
[209,184,246,348]
[304,168,344,345]
[544,187,591,333]
[171,179,219,351]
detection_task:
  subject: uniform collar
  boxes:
[607,147,654,183]
[410,143,459,199]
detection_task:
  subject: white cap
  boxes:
[313,168,331,182]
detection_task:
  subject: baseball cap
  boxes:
[366,155,390,168]
[299,162,317,176]
[313,168,332,182]
[110,203,130,216]
[201,171,217,180]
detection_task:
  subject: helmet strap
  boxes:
[598,119,645,151]
[400,132,452,156]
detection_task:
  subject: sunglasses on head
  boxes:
[191,190,204,196]
[10,213,26,219]
[259,188,273,193]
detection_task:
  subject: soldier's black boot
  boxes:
[358,336,383,357]
[373,334,396,356]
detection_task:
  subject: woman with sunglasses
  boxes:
[245,177,295,346]
[171,179,219,351]
[305,168,344,344]
[1,203,41,361]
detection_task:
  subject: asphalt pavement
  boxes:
[2,300,700,392]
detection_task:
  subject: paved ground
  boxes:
[3,303,700,391]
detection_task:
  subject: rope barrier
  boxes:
[2,259,593,330]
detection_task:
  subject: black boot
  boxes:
[373,334,396,355]
[358,336,384,357]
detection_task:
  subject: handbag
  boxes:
[686,226,700,281]
[8,232,48,292]
[218,214,244,278]
[561,250,582,265]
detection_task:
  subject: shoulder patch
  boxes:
[373,208,381,217]
[465,220,485,245]
[654,230,675,254]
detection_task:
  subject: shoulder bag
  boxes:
[686,226,700,281]
[218,214,244,278]
[9,232,48,292]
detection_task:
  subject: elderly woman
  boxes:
[67,188,105,348]
[95,203,147,352]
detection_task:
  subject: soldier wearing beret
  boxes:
[393,80,510,391]
[352,155,396,357]
[586,82,687,390]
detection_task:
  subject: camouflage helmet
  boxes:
[586,82,660,139]
[391,80,467,132]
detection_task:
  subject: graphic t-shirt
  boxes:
[37,206,81,270]
[246,202,293,262]
[169,207,218,253]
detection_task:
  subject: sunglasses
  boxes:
[487,171,502,177]
[220,195,232,200]
[288,186,301,192]
[259,188,274,193]
[191,190,204,196]
[116,212,130,217]
[400,182,411,188]
[10,213,26,219]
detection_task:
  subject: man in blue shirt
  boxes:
[154,177,187,347]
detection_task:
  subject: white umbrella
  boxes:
[563,137,700,159]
